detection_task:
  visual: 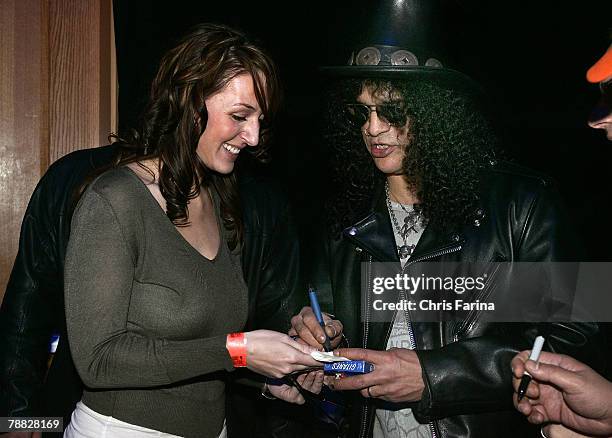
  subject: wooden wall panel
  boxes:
[0,0,48,297]
[49,0,114,162]
[0,0,116,300]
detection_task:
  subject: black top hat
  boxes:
[321,0,481,93]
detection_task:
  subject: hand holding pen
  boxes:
[511,347,612,436]
[289,288,344,350]
[309,287,332,351]
[517,336,545,401]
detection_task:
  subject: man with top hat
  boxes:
[509,42,612,438]
[290,1,603,436]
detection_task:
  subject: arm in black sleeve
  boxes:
[0,176,62,417]
[414,180,603,422]
[240,175,307,333]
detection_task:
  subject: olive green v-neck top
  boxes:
[65,166,248,438]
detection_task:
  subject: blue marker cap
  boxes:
[308,286,332,351]
[309,288,324,324]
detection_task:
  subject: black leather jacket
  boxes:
[0,145,302,427]
[309,161,602,438]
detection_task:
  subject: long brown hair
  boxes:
[115,23,280,250]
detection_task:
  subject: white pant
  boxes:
[64,401,227,438]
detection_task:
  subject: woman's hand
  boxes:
[266,370,325,404]
[244,330,322,378]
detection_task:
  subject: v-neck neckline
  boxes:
[121,165,223,263]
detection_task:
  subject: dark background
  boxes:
[113,0,612,260]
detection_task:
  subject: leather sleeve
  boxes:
[413,180,603,422]
[0,175,61,416]
[0,146,114,417]
[241,178,306,333]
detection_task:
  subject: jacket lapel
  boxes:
[342,182,398,263]
[339,181,465,350]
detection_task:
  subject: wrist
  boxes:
[226,332,247,368]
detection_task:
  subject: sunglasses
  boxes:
[344,103,409,127]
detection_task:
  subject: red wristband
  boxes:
[226,332,247,367]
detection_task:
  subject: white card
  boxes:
[311,351,350,362]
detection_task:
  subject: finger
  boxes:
[287,387,305,405]
[512,376,522,392]
[527,405,547,424]
[512,374,539,399]
[302,371,316,389]
[291,312,321,347]
[524,379,539,399]
[369,383,396,401]
[511,355,527,379]
[323,374,336,387]
[287,340,325,368]
[312,371,324,393]
[334,348,379,362]
[533,351,581,370]
[514,350,531,363]
[324,320,343,339]
[524,360,579,391]
[269,384,303,405]
[302,371,321,392]
[516,397,533,416]
[288,328,297,337]
[330,335,343,349]
[293,337,309,346]
[289,338,320,356]
[300,307,329,346]
[513,373,540,399]
[332,372,380,391]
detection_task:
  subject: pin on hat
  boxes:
[320,0,481,94]
[587,44,612,83]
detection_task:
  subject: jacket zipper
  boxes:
[359,254,373,438]
[359,246,460,438]
[401,245,462,438]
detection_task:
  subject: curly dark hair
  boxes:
[324,77,498,237]
[114,23,281,250]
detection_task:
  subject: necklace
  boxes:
[385,181,422,259]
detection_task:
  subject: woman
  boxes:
[63,24,322,438]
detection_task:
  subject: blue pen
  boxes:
[308,286,332,351]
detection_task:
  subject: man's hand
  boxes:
[289,306,343,349]
[512,350,612,437]
[328,347,424,403]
